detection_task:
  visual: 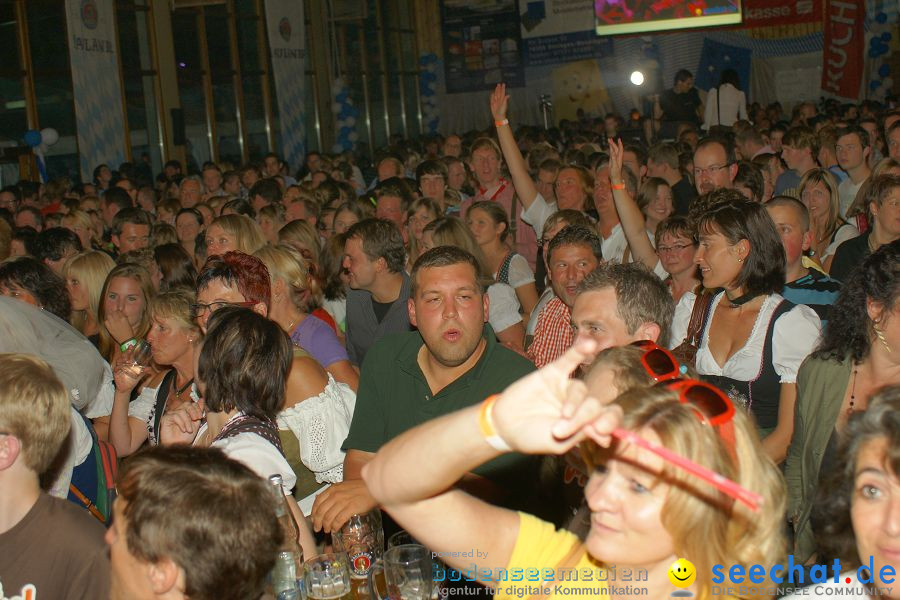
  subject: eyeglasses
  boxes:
[656,243,694,254]
[190,300,256,317]
[630,340,683,383]
[693,163,732,177]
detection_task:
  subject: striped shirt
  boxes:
[782,269,841,325]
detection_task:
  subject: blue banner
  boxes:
[65,0,127,182]
[265,0,307,173]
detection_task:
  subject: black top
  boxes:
[829,231,870,284]
[672,177,698,216]
[660,87,701,125]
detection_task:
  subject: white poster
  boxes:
[65,0,127,182]
[265,0,307,173]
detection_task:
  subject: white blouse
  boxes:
[669,292,821,383]
[494,253,535,288]
[196,415,298,497]
[823,222,860,260]
[487,282,523,334]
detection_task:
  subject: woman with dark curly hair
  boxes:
[783,386,900,596]
[0,256,71,320]
[787,240,900,563]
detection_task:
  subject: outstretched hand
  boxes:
[491,338,622,455]
[490,83,509,121]
[607,137,625,185]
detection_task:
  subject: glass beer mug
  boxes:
[368,544,434,600]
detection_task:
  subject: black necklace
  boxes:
[725,291,761,308]
[173,376,194,398]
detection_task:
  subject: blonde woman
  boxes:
[205,214,266,257]
[108,289,199,456]
[257,203,286,245]
[799,168,859,272]
[363,340,786,599]
[424,217,526,353]
[97,263,155,363]
[63,250,116,344]
[254,244,358,392]
[61,209,96,250]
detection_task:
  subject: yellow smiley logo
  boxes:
[668,558,696,588]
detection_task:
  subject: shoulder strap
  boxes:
[717,86,722,126]
[497,252,515,285]
[152,370,178,441]
[685,289,715,346]
[215,414,285,456]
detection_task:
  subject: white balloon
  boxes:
[348,132,359,142]
[40,127,59,146]
[346,116,356,126]
[883,77,894,89]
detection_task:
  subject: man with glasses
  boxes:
[0,185,21,213]
[692,137,738,195]
[0,354,109,599]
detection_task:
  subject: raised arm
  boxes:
[608,138,660,270]
[491,83,539,210]
[362,339,621,578]
[108,354,152,456]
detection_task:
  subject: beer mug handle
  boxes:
[368,560,386,600]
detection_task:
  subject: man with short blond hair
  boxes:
[0,353,110,599]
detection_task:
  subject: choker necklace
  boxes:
[724,291,761,308]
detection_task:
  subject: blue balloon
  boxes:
[871,80,882,90]
[24,130,41,147]
[880,64,891,78]
[876,12,887,23]
[882,32,892,42]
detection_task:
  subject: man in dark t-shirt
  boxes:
[0,355,109,599]
[655,69,702,139]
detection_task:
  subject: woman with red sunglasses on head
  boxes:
[670,192,821,465]
[362,339,786,600]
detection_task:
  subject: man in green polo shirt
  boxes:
[311,246,537,535]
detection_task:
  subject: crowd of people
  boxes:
[0,72,899,600]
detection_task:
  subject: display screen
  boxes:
[594,0,742,35]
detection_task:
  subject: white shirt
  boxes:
[196,415,298,502]
[669,292,821,383]
[494,253,535,289]
[823,222,860,260]
[487,282,523,334]
[703,83,747,130]
[838,177,865,219]
[520,192,558,237]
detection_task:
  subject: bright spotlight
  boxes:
[630,70,645,86]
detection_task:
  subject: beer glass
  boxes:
[387,532,444,600]
[332,510,384,579]
[123,340,153,378]
[304,553,353,600]
[368,544,433,600]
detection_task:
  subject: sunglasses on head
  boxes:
[630,340,683,383]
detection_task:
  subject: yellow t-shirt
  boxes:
[493,513,608,600]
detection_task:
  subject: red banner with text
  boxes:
[821,0,864,99]
[742,0,822,27]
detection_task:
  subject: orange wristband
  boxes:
[494,119,509,127]
[611,182,626,190]
[478,395,512,452]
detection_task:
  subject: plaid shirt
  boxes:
[528,297,573,368]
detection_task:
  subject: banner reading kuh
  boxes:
[265,0,307,174]
[65,0,127,182]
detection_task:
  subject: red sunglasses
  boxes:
[630,340,682,383]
